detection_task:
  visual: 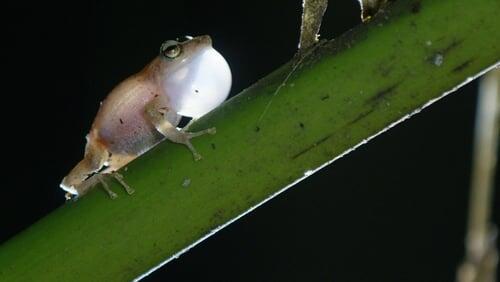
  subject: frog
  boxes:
[357,0,392,21]
[60,35,232,200]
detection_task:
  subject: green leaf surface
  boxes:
[1,0,499,281]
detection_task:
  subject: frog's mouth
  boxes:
[60,179,78,196]
[166,46,232,118]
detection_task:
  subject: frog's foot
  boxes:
[65,192,76,201]
[95,172,135,199]
[96,174,117,199]
[178,127,216,161]
[111,172,135,195]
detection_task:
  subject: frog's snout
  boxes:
[60,179,78,196]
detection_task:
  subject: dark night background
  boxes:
[1,1,499,281]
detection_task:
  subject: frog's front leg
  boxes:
[145,100,215,161]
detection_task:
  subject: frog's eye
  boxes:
[160,40,182,59]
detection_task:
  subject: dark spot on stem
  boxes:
[411,1,421,13]
[211,209,225,224]
[348,107,376,125]
[211,143,216,150]
[299,122,305,129]
[320,95,330,101]
[119,118,124,124]
[379,65,393,77]
[255,126,260,132]
[440,39,463,55]
[452,59,474,73]
[195,89,199,93]
[366,82,400,105]
[292,134,332,160]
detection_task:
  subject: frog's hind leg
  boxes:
[145,100,216,161]
[95,174,117,199]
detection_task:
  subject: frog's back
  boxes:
[90,73,164,156]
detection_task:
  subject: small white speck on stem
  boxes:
[433,53,444,66]
[182,178,191,188]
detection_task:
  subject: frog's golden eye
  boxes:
[160,40,182,59]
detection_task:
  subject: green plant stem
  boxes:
[1,0,499,281]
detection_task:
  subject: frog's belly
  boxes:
[96,109,164,156]
[91,76,168,156]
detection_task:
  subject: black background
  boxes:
[1,1,498,281]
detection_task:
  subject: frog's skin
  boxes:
[60,35,232,199]
[357,0,392,21]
